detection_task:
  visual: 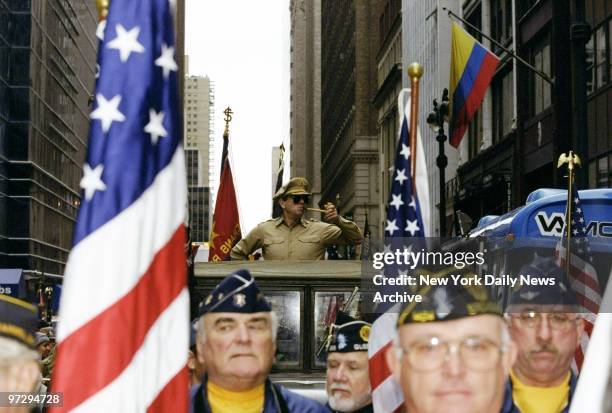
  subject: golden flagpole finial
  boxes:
[223,107,233,138]
[557,150,581,276]
[96,0,110,20]
[407,62,424,81]
[408,63,423,180]
[557,151,581,170]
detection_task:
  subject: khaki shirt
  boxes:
[230,216,363,260]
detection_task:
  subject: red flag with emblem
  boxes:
[209,110,241,262]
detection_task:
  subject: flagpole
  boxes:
[442,7,554,86]
[557,151,581,276]
[407,63,423,182]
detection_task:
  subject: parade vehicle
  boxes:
[194,259,366,403]
[464,187,612,306]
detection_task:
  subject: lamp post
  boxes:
[427,89,450,237]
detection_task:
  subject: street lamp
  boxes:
[426,88,450,237]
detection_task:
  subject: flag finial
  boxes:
[407,62,423,81]
[96,0,110,20]
[223,107,233,138]
[557,151,581,171]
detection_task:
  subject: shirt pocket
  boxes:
[296,235,324,259]
[263,237,286,258]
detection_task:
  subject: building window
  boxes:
[529,34,551,117]
[492,69,514,143]
[588,152,612,188]
[587,19,612,94]
[586,34,595,94]
[468,110,483,160]
[491,0,513,45]
[595,24,607,88]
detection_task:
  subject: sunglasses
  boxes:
[289,195,310,203]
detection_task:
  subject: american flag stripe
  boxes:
[147,367,190,413]
[56,228,185,409]
[555,184,601,372]
[369,341,393,390]
[373,377,404,413]
[51,0,188,410]
[57,149,187,341]
[70,290,189,412]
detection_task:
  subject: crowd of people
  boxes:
[0,175,598,413]
[184,264,586,413]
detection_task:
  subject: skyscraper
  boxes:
[320,0,383,237]
[184,75,214,242]
[0,1,97,276]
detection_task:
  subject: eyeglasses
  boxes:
[289,195,310,204]
[509,311,579,331]
[399,336,504,372]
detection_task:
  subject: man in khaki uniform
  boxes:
[230,177,362,260]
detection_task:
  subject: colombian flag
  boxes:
[449,22,500,147]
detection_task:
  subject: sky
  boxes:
[185,0,290,234]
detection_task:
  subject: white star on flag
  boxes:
[80,164,107,201]
[96,20,107,41]
[408,196,416,209]
[399,143,410,160]
[155,43,178,79]
[385,219,399,235]
[107,24,145,62]
[389,193,404,211]
[144,109,168,144]
[394,169,408,185]
[405,219,420,236]
[90,94,125,133]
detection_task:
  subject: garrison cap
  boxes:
[398,275,502,326]
[327,312,371,353]
[507,258,577,307]
[273,177,311,200]
[0,295,38,349]
[35,332,50,348]
[198,269,271,316]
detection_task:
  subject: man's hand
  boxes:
[324,202,340,224]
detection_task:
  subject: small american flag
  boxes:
[51,0,189,411]
[368,89,430,413]
[556,182,601,370]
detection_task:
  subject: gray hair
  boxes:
[0,336,39,368]
[196,311,279,344]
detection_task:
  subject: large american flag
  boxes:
[368,89,430,413]
[51,0,189,411]
[556,183,601,370]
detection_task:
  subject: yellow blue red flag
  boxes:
[449,22,500,147]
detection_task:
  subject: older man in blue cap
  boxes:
[386,278,517,413]
[0,295,41,413]
[502,258,584,413]
[325,312,373,413]
[190,269,328,413]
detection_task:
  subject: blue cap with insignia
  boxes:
[398,274,502,326]
[326,312,371,353]
[198,269,271,316]
[508,258,577,307]
[0,295,38,349]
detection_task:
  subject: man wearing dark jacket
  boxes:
[190,269,327,413]
[325,312,373,413]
